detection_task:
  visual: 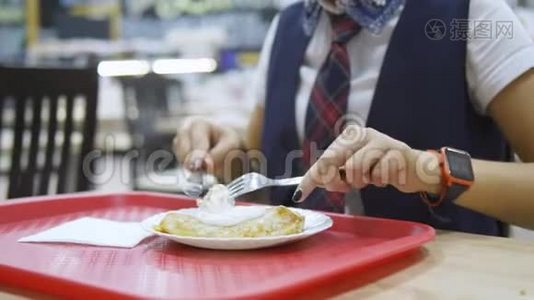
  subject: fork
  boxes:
[226,173,303,199]
[180,168,218,199]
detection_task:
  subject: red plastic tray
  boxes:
[0,192,434,299]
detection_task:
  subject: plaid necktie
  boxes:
[302,13,361,212]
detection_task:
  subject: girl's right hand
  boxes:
[293,125,442,203]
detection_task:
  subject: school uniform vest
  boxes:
[261,0,510,236]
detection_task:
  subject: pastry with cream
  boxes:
[155,184,304,238]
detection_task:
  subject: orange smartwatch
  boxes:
[421,147,475,207]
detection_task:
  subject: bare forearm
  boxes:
[456,160,534,230]
[245,104,264,151]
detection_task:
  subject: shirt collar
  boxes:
[304,0,405,36]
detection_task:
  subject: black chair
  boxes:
[119,73,180,190]
[0,67,98,199]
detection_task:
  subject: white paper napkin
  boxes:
[18,217,153,248]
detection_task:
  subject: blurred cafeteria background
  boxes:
[0,0,289,197]
[0,0,534,238]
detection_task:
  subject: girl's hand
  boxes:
[292,125,443,203]
[174,118,243,178]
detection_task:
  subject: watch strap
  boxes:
[445,182,469,202]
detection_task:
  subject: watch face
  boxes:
[445,148,474,181]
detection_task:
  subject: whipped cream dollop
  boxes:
[178,184,267,226]
[196,184,235,213]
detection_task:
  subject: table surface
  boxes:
[1,231,533,300]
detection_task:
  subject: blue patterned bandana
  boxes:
[304,0,405,35]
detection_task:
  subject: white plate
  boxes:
[141,207,333,250]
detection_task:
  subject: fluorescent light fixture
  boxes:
[152,58,217,75]
[97,60,151,77]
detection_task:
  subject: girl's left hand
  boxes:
[292,125,443,203]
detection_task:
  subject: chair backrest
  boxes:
[0,67,98,199]
[118,73,179,190]
[120,73,174,149]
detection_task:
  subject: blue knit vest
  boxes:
[261,0,509,236]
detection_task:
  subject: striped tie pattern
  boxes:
[302,13,361,212]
